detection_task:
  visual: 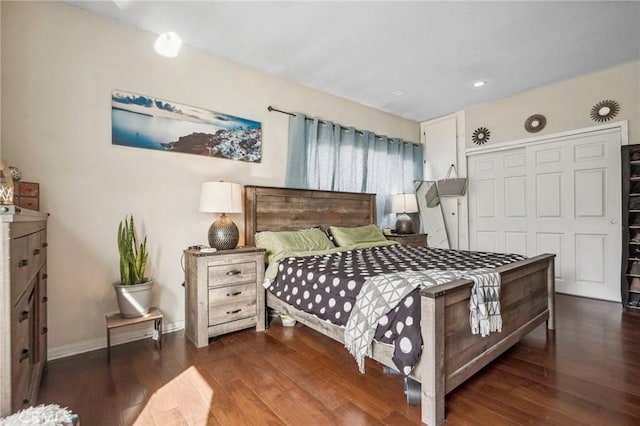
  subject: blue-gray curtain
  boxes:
[285,113,423,227]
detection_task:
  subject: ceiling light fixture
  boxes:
[471,80,487,88]
[154,32,182,58]
[393,90,405,96]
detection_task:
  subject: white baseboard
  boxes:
[47,320,185,360]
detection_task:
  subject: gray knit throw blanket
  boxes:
[345,268,501,373]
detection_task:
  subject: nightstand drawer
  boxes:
[208,298,257,326]
[208,262,256,287]
[208,282,256,306]
[208,316,257,337]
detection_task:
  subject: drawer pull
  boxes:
[42,327,48,335]
[42,296,48,303]
[33,248,41,256]
[18,259,28,268]
[226,308,242,315]
[19,310,30,322]
[226,270,242,276]
[42,273,48,280]
[19,349,30,362]
[226,291,243,297]
[42,242,48,248]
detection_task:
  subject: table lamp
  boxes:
[199,181,242,250]
[391,193,418,234]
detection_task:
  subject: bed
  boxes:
[244,185,556,426]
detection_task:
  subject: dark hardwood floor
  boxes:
[39,294,640,425]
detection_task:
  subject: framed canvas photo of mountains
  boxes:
[111,90,262,163]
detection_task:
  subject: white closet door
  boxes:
[469,128,622,302]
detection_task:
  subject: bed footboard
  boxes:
[416,253,555,425]
[265,254,555,425]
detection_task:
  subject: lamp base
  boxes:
[208,213,239,250]
[395,214,414,234]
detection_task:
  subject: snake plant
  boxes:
[117,215,148,285]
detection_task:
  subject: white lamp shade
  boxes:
[391,193,418,214]
[199,182,242,213]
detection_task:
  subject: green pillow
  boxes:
[329,224,387,247]
[255,228,334,263]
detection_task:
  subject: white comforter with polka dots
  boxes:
[269,244,525,375]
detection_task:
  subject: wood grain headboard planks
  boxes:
[244,186,377,246]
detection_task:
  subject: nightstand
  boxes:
[385,233,428,248]
[184,247,266,348]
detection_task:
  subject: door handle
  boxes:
[611,219,617,224]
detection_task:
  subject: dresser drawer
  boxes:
[208,298,257,326]
[208,261,256,287]
[28,230,44,271]
[10,236,29,304]
[37,272,48,364]
[11,291,34,410]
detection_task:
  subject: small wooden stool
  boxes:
[106,307,163,363]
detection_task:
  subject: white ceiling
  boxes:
[65,1,640,122]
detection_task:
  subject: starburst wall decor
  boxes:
[472,127,490,145]
[590,99,620,123]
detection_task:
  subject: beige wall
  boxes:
[1,2,419,357]
[465,61,640,148]
[0,0,2,158]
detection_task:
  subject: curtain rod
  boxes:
[267,105,420,146]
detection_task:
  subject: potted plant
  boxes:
[113,215,154,318]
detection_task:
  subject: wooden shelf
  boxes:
[622,145,640,307]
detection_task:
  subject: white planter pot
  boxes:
[113,280,154,318]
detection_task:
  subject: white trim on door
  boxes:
[466,121,629,156]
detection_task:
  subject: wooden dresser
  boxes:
[0,207,48,416]
[184,247,265,348]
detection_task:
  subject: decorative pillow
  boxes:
[255,228,335,263]
[329,224,387,247]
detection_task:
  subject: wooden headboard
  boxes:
[244,186,377,246]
